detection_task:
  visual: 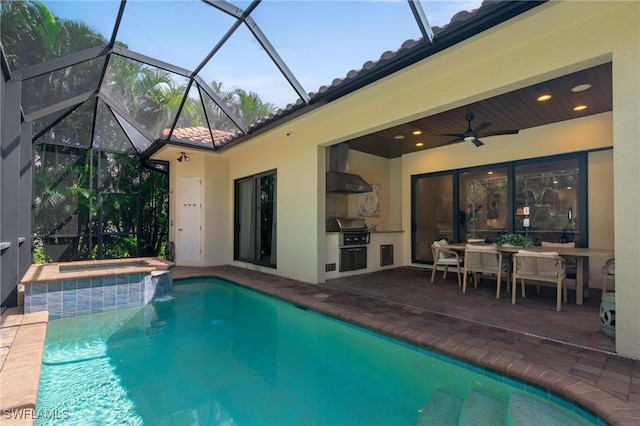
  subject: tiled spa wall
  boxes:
[24,270,172,319]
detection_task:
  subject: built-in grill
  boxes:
[326,217,370,246]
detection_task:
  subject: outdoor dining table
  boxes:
[446,243,614,305]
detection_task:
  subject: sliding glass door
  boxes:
[411,153,587,264]
[235,170,277,267]
[412,173,455,262]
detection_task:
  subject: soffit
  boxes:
[345,63,612,158]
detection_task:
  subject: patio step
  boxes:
[417,388,463,426]
[508,391,589,425]
[459,388,507,426]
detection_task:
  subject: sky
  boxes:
[42,0,483,108]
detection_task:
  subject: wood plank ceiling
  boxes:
[346,62,612,158]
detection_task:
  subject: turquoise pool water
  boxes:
[36,278,597,425]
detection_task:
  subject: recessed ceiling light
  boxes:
[573,105,588,111]
[571,84,592,92]
[415,142,424,147]
[487,171,494,175]
[537,94,552,102]
[412,130,422,136]
[394,135,405,140]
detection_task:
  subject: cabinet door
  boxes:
[339,247,368,271]
[354,247,367,270]
[340,248,354,272]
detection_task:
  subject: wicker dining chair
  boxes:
[462,244,509,298]
[430,240,462,287]
[601,257,615,293]
[512,250,567,311]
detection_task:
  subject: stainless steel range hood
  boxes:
[326,143,372,194]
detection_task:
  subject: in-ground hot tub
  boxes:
[21,257,173,319]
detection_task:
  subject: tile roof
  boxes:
[162,126,235,146]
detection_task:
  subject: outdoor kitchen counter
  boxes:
[325,231,403,280]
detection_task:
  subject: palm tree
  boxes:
[233,88,278,124]
[203,81,277,130]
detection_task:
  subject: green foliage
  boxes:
[497,233,534,248]
[1,0,107,72]
[3,0,274,264]
[32,246,50,264]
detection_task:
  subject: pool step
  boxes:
[459,388,507,426]
[509,391,587,425]
[418,388,508,426]
[417,388,463,426]
[418,388,590,426]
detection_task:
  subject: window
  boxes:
[235,170,277,267]
[459,167,509,243]
[411,153,586,264]
[515,158,581,245]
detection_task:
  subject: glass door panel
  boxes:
[459,167,508,243]
[413,173,454,263]
[515,158,580,245]
[235,171,277,267]
[257,174,276,265]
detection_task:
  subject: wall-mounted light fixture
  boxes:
[177,152,190,162]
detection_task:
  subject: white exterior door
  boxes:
[177,176,201,263]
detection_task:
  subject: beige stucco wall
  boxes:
[609,6,640,357]
[156,1,639,357]
[225,134,326,283]
[588,149,614,266]
[346,150,391,229]
[203,155,232,266]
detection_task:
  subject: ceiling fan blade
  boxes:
[444,137,464,144]
[480,129,520,137]
[472,138,484,147]
[441,133,466,138]
[472,122,492,135]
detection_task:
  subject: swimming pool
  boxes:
[36,278,596,425]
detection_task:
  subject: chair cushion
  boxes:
[434,239,453,259]
[541,241,575,248]
[516,250,561,277]
[541,242,577,272]
[466,244,497,251]
[466,247,500,269]
[518,250,558,257]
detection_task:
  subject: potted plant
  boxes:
[497,233,534,248]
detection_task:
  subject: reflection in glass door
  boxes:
[412,173,454,263]
[515,158,580,245]
[459,167,509,243]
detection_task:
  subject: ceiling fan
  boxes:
[442,112,519,147]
